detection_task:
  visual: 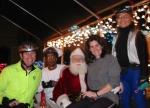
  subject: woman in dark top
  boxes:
[112,6,148,108]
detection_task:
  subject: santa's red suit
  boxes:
[53,67,87,108]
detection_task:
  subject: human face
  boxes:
[46,53,58,68]
[116,12,133,28]
[71,55,84,66]
[20,51,36,67]
[89,40,102,59]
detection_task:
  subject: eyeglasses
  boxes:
[117,15,130,19]
[46,56,56,60]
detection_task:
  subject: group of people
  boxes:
[0,5,149,108]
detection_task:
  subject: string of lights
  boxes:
[47,1,150,48]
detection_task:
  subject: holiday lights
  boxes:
[47,1,150,48]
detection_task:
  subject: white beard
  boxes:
[69,61,87,75]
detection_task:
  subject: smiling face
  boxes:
[46,53,58,68]
[116,12,133,28]
[71,55,84,65]
[89,40,103,59]
[20,51,36,67]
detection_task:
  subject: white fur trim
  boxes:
[56,94,69,107]
[43,47,63,57]
[62,98,71,108]
[79,74,87,92]
[70,48,85,59]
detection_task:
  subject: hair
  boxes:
[85,35,107,64]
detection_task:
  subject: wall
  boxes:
[0,16,43,65]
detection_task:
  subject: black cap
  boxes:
[115,6,132,15]
[44,47,58,57]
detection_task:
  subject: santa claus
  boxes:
[53,48,88,108]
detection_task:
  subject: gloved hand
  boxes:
[138,77,149,90]
[2,97,16,108]
[13,103,30,108]
[111,82,123,94]
[42,80,53,88]
[61,98,71,108]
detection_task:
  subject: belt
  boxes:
[68,93,82,101]
[68,94,80,98]
[121,64,140,74]
[121,64,139,68]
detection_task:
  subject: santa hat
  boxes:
[70,48,85,59]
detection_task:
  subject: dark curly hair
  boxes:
[85,35,107,64]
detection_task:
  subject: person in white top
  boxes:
[35,47,65,108]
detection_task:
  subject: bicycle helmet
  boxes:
[19,41,38,52]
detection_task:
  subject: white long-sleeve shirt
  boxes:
[38,64,65,100]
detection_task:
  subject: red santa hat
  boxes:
[70,48,85,59]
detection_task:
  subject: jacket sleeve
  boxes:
[53,70,67,104]
[107,55,121,88]
[136,31,148,77]
[0,68,10,104]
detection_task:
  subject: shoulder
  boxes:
[42,67,47,71]
[1,63,18,75]
[35,66,42,72]
[105,54,115,59]
[42,67,48,73]
[104,54,118,63]
[60,67,70,78]
[57,64,66,69]
[137,31,146,38]
[5,62,18,70]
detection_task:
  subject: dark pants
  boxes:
[67,97,118,108]
[0,105,5,108]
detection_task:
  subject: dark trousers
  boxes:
[67,97,118,108]
[0,105,5,108]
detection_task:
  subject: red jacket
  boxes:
[53,67,87,102]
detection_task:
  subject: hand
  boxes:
[2,97,19,107]
[14,103,30,108]
[42,81,49,88]
[52,81,57,87]
[111,87,120,94]
[111,82,123,94]
[9,100,20,107]
[138,77,148,90]
[42,80,54,88]
[82,91,97,98]
[139,82,148,90]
